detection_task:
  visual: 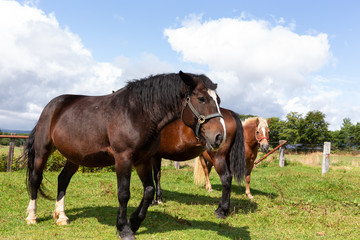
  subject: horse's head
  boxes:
[179,71,226,151]
[255,118,271,152]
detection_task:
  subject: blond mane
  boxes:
[242,117,268,127]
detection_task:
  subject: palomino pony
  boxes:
[21,71,226,240]
[195,117,270,199]
[153,108,246,218]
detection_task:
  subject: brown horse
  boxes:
[21,71,226,240]
[195,117,270,199]
[153,107,246,218]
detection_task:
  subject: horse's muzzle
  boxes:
[260,142,269,153]
[205,131,225,151]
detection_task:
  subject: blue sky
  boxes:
[1,0,360,131]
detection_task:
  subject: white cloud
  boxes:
[0,0,124,130]
[164,15,351,130]
[114,53,175,81]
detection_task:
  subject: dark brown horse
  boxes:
[153,107,246,218]
[21,71,226,240]
[195,117,270,199]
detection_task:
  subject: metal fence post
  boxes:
[279,140,286,167]
[322,142,331,175]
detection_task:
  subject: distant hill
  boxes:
[0,129,31,134]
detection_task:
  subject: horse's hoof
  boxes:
[246,194,254,199]
[120,232,136,240]
[207,188,213,192]
[56,218,70,226]
[26,218,37,225]
[214,208,227,219]
[120,236,136,240]
[152,199,162,205]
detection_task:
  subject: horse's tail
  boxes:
[22,127,36,196]
[193,157,205,186]
[21,126,53,200]
[229,110,246,184]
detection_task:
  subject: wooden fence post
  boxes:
[174,161,180,169]
[279,140,286,167]
[322,142,331,175]
[7,138,15,172]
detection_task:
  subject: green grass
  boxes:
[1,162,360,239]
[0,145,23,158]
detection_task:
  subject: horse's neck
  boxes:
[156,111,180,132]
[244,123,259,149]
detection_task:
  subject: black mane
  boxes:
[124,72,217,122]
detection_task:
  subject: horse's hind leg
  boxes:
[152,157,163,204]
[54,161,79,225]
[199,155,213,192]
[26,143,53,224]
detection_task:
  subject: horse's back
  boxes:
[35,94,118,164]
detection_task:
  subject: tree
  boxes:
[298,110,330,147]
[281,112,302,144]
[268,117,284,147]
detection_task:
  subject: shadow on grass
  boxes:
[155,188,259,215]
[39,205,250,239]
[210,184,278,199]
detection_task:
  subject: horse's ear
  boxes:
[267,118,271,126]
[255,117,260,126]
[179,71,197,90]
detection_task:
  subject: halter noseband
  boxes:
[181,95,223,139]
[255,130,269,143]
[256,136,269,143]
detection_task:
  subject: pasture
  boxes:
[1,158,360,239]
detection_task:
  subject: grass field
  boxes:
[1,159,360,239]
[0,145,23,158]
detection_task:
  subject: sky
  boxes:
[0,0,360,131]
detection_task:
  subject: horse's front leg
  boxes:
[213,158,232,219]
[54,161,79,225]
[245,162,254,199]
[130,163,155,233]
[115,158,134,240]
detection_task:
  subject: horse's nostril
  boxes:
[215,134,223,147]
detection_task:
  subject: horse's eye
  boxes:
[256,131,260,134]
[198,97,205,103]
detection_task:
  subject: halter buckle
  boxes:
[198,115,206,124]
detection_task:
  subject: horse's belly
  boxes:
[68,151,115,167]
[158,146,205,161]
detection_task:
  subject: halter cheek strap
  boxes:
[181,96,223,139]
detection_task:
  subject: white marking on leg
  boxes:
[54,191,69,225]
[26,199,37,224]
[208,89,226,142]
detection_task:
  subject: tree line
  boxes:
[240,110,360,151]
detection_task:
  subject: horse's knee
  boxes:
[144,185,155,201]
[221,172,232,189]
[118,191,130,204]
